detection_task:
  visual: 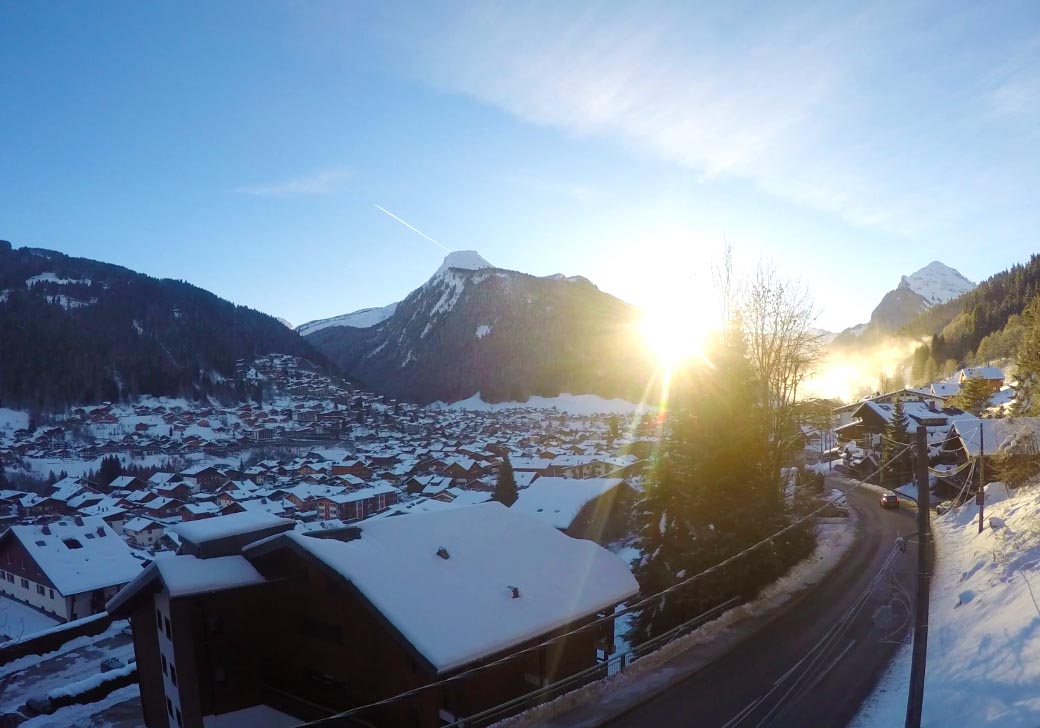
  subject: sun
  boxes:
[638,304,712,368]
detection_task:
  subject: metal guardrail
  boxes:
[445,596,742,728]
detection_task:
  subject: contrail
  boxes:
[374,204,450,252]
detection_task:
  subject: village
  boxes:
[0,355,1034,728]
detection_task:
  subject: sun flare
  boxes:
[638,304,712,368]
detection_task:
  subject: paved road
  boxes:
[605,479,919,728]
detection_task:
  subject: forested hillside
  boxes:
[904,254,1040,383]
[0,241,326,411]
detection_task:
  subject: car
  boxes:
[880,493,899,509]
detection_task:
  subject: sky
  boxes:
[1,1,1039,332]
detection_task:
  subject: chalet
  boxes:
[171,512,295,559]
[124,517,166,548]
[512,477,636,543]
[109,475,148,492]
[108,504,637,728]
[179,465,226,492]
[330,459,373,480]
[959,366,1005,394]
[834,400,973,443]
[0,516,143,621]
[315,483,401,522]
[944,417,1040,465]
[179,501,224,522]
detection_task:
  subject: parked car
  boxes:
[880,493,899,509]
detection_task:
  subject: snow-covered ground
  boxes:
[0,595,61,642]
[853,481,1040,727]
[431,392,656,415]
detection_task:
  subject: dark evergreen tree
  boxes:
[97,455,122,486]
[632,324,813,642]
[0,460,7,489]
[881,400,913,488]
[493,456,518,507]
[953,377,994,417]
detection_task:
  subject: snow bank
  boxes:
[432,392,656,415]
[852,481,1040,728]
[46,660,136,700]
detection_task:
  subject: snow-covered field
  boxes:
[853,481,1040,727]
[432,392,656,415]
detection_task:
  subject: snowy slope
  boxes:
[297,302,399,336]
[298,251,493,336]
[899,260,975,307]
[853,481,1040,727]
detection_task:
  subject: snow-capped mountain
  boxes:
[303,251,655,404]
[296,250,492,337]
[900,261,975,306]
[834,261,976,340]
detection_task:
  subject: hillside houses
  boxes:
[0,354,656,637]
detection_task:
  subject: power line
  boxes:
[294,443,915,727]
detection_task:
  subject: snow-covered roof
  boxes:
[124,517,162,533]
[107,553,266,614]
[252,503,636,673]
[950,418,1040,457]
[5,517,144,595]
[512,477,628,530]
[172,511,293,545]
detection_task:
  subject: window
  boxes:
[156,609,163,631]
[20,578,28,589]
[176,708,182,727]
[62,538,83,549]
[49,589,54,599]
[161,654,168,675]
[170,664,177,686]
[165,617,172,639]
[166,697,173,717]
[85,533,95,539]
[5,573,12,583]
[36,584,45,596]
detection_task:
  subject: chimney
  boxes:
[509,586,521,599]
[436,547,450,560]
[74,516,84,527]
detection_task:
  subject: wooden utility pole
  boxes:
[977,422,986,534]
[905,425,931,728]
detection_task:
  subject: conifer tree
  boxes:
[881,400,913,488]
[493,456,518,507]
[952,377,993,417]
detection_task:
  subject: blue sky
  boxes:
[1,1,1038,331]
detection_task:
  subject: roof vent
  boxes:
[509,586,521,599]
[436,547,450,560]
[41,526,51,535]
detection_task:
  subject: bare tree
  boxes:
[741,261,824,491]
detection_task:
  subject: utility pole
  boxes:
[905,425,931,728]
[977,422,986,534]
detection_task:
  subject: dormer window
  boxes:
[62,538,83,549]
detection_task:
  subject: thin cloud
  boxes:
[235,167,351,198]
[381,3,1040,238]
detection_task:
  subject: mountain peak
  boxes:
[897,260,975,306]
[434,250,493,277]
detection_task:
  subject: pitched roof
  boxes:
[512,477,628,529]
[248,503,637,673]
[4,517,144,595]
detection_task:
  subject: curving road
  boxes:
[604,478,919,728]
